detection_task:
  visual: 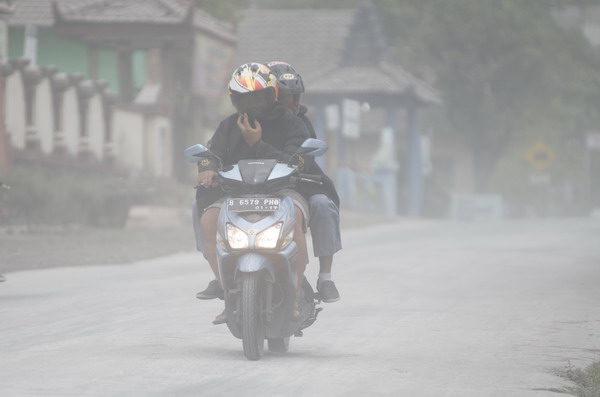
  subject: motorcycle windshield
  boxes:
[238,159,278,185]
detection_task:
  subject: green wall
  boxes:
[97,49,119,92]
[7,27,147,94]
[132,50,146,92]
[7,27,24,60]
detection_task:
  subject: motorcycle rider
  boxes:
[194,63,315,323]
[266,61,341,303]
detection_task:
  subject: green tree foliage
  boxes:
[379,0,600,193]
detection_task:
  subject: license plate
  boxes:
[227,197,281,212]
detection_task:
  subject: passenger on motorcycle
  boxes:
[194,63,313,323]
[266,61,341,303]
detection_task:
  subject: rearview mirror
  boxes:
[184,144,209,163]
[297,138,328,157]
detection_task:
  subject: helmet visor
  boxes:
[231,88,276,115]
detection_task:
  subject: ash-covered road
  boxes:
[1,219,599,396]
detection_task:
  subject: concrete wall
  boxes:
[35,78,54,154]
[112,108,145,173]
[3,66,174,179]
[145,116,172,178]
[87,95,105,160]
[5,71,26,150]
[62,87,80,156]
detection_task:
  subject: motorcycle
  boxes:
[184,139,328,360]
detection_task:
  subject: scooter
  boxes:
[185,139,327,360]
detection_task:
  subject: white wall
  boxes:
[5,71,26,149]
[3,72,175,179]
[113,108,145,174]
[62,87,80,156]
[35,78,54,154]
[87,95,105,161]
[146,116,172,178]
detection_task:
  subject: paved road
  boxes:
[1,219,599,396]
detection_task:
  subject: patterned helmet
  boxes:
[267,61,305,95]
[228,63,279,116]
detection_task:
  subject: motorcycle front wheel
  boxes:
[241,272,265,360]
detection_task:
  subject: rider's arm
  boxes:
[197,117,232,173]
[251,115,309,163]
[298,106,317,139]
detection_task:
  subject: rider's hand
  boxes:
[237,113,262,147]
[197,170,218,188]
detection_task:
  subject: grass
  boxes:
[552,361,600,396]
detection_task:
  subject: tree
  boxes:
[378,0,600,192]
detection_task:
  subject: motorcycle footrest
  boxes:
[299,307,323,331]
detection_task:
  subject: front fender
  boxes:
[236,253,276,278]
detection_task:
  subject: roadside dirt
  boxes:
[0,210,394,274]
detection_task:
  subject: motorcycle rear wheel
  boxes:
[241,272,265,360]
[267,337,290,353]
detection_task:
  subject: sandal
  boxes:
[293,301,303,320]
[212,310,227,325]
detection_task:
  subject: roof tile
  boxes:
[56,0,192,24]
[235,7,440,103]
[9,0,55,27]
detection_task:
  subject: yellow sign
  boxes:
[525,141,555,171]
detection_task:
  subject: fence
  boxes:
[2,58,173,178]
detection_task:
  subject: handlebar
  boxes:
[299,174,322,182]
[291,174,323,185]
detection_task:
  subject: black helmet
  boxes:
[266,61,305,95]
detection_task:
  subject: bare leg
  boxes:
[319,254,333,274]
[200,207,227,323]
[200,207,220,280]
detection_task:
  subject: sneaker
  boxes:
[196,279,224,300]
[317,280,340,303]
[0,274,5,283]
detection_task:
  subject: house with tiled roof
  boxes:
[236,1,441,216]
[237,7,438,105]
[8,0,196,93]
[2,0,237,181]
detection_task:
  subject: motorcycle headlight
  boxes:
[281,229,294,249]
[255,222,282,249]
[216,233,226,249]
[227,223,248,250]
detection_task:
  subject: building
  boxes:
[1,0,236,180]
[235,1,441,216]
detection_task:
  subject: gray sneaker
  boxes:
[0,274,5,283]
[317,280,340,303]
[196,279,224,300]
